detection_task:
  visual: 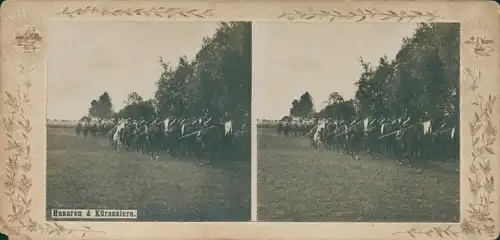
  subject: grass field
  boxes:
[46,127,251,222]
[257,127,459,222]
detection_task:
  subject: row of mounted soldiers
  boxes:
[75,115,250,162]
[75,118,114,137]
[276,116,316,136]
[276,114,459,162]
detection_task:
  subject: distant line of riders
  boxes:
[76,115,249,163]
[277,115,459,164]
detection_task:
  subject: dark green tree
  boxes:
[290,91,314,117]
[88,92,113,118]
[154,22,251,126]
[316,23,459,125]
[118,92,155,120]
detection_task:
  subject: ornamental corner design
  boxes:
[2,11,47,72]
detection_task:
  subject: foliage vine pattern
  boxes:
[0,5,497,240]
[392,68,497,239]
[57,6,214,18]
[278,8,440,22]
[1,72,105,239]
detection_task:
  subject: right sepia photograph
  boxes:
[254,22,460,222]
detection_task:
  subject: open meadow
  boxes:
[46,126,251,221]
[257,127,460,222]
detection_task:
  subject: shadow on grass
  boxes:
[257,128,459,222]
[46,128,251,222]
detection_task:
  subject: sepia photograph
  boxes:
[255,22,460,222]
[1,1,499,239]
[46,21,252,222]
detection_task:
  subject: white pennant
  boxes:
[381,123,385,134]
[451,127,455,139]
[163,118,170,133]
[224,121,233,135]
[363,118,369,131]
[422,121,431,135]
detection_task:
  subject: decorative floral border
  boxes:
[278,8,441,22]
[56,6,214,18]
[460,68,497,237]
[2,66,106,239]
[0,3,498,240]
[392,67,497,239]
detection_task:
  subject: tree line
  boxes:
[82,22,251,127]
[289,91,315,118]
[288,23,459,123]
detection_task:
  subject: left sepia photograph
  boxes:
[46,21,252,222]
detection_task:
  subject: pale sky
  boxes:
[47,20,219,120]
[253,22,418,120]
